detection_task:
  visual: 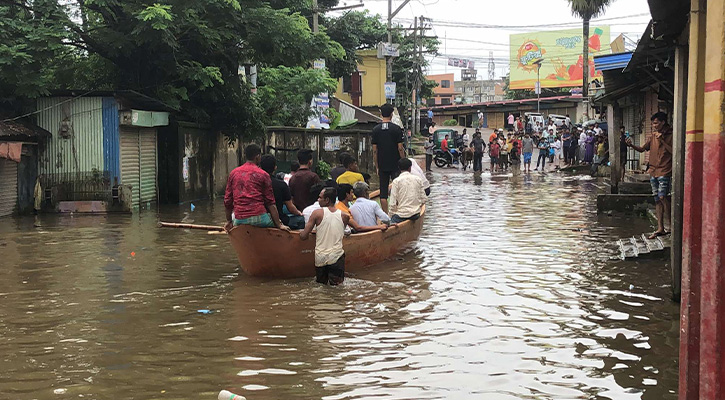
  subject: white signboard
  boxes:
[384,82,397,100]
[377,42,400,58]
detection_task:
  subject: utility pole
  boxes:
[312,0,318,33]
[386,0,412,84]
[411,16,418,139]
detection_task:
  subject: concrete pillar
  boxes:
[699,0,725,397]
[671,42,688,300]
[680,1,706,399]
[607,103,622,193]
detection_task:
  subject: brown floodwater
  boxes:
[0,169,679,400]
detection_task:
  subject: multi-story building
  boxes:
[453,79,506,104]
[424,73,458,106]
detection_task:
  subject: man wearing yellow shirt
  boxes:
[336,156,365,186]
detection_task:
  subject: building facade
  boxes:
[334,49,387,108]
[425,73,458,106]
[453,79,505,104]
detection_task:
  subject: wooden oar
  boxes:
[158,221,225,232]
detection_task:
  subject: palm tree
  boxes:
[567,0,612,100]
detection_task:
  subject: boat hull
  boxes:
[228,206,425,279]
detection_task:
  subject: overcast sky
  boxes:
[331,0,651,80]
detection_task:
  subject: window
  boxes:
[441,80,451,88]
[441,98,452,105]
[342,74,352,93]
[427,98,436,106]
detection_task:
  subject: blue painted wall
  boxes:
[102,97,120,184]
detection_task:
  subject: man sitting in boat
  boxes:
[349,182,391,227]
[289,149,321,211]
[388,158,427,224]
[336,184,388,233]
[259,154,305,230]
[335,156,365,186]
[300,187,351,285]
[303,183,325,224]
[224,144,289,231]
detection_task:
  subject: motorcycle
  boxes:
[434,148,461,168]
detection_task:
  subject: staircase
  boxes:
[617,234,670,259]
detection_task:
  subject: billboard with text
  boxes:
[509,26,610,90]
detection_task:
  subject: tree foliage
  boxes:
[1,0,344,139]
[257,66,338,127]
[322,10,387,79]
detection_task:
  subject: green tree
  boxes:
[0,1,69,102]
[257,66,338,127]
[322,10,387,79]
[1,0,344,139]
[567,0,612,99]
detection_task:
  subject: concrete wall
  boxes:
[16,145,38,214]
[265,127,374,176]
[213,132,239,195]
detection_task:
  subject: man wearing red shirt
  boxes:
[224,144,288,231]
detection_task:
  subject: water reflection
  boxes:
[0,169,678,399]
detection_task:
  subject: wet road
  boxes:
[0,169,679,399]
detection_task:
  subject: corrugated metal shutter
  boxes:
[0,159,18,217]
[138,129,157,204]
[120,129,141,207]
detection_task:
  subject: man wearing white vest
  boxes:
[300,187,351,285]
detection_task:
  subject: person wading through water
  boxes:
[300,187,351,285]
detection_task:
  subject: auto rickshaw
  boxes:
[432,128,460,150]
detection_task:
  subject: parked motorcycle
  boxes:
[434,148,461,168]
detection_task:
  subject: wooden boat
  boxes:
[227,193,425,279]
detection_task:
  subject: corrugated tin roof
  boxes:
[594,52,634,72]
[0,119,51,140]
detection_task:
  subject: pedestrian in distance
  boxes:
[521,133,534,173]
[626,112,673,239]
[424,134,435,172]
[534,136,548,172]
[489,138,501,173]
[300,187,351,286]
[470,132,486,172]
[372,103,406,214]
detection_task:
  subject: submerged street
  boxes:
[0,170,679,399]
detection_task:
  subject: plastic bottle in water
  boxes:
[218,390,246,400]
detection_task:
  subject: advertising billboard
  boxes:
[509,26,610,90]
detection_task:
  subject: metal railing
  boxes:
[41,170,114,202]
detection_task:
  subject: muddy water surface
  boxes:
[0,170,679,399]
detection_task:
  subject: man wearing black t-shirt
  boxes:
[372,103,406,214]
[260,154,304,229]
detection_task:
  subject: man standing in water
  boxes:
[626,112,673,239]
[372,103,406,214]
[521,133,534,173]
[224,144,289,231]
[300,187,351,285]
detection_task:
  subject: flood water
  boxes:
[0,169,679,400]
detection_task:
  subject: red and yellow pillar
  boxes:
[699,0,725,397]
[682,0,725,398]
[680,1,706,399]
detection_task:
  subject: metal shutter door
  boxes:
[120,129,141,207]
[0,159,18,217]
[138,129,157,205]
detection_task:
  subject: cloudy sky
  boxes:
[331,0,651,80]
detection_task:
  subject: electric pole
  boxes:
[312,0,318,33]
[386,0,412,84]
[411,16,418,138]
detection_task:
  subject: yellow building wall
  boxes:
[334,50,387,107]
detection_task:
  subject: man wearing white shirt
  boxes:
[349,182,390,227]
[408,157,431,196]
[389,158,427,223]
